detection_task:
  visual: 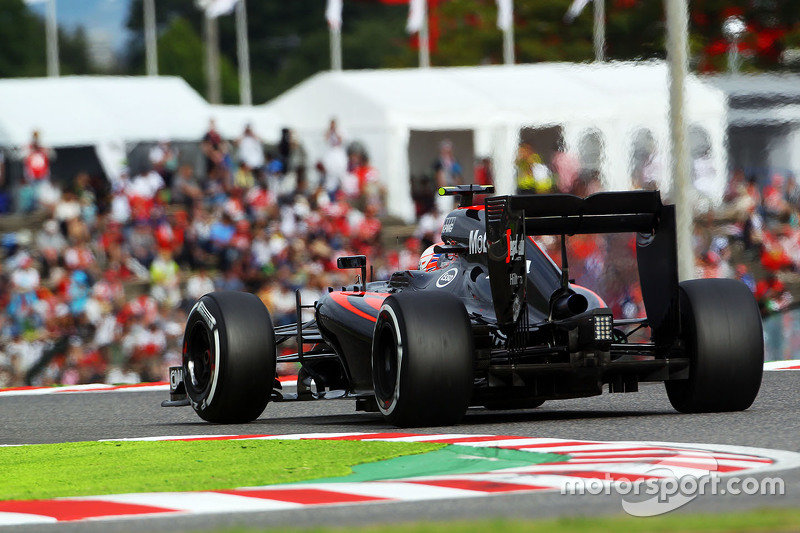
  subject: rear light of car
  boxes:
[593,313,614,343]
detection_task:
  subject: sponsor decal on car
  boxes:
[469,230,488,254]
[436,267,459,288]
[195,301,216,328]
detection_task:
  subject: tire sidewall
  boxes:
[373,300,404,417]
[370,291,474,427]
[184,295,227,416]
[667,278,764,413]
[183,291,275,423]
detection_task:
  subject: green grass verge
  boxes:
[1,440,444,501]
[217,509,800,532]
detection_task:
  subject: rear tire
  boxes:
[183,291,276,423]
[372,292,474,427]
[666,279,764,413]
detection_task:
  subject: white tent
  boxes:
[266,62,728,221]
[0,76,212,148]
[207,104,283,144]
[706,73,800,181]
[0,76,289,182]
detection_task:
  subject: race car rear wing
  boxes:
[485,190,679,346]
[508,190,663,235]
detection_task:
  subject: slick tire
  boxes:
[666,278,764,413]
[372,291,474,427]
[183,291,276,423]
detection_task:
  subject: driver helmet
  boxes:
[419,243,455,272]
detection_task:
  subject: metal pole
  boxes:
[45,0,59,77]
[593,0,605,62]
[419,0,430,68]
[329,26,342,71]
[727,37,741,74]
[236,0,252,104]
[144,0,158,76]
[665,0,695,281]
[204,12,221,104]
[503,0,515,65]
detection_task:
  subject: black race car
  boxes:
[163,185,764,426]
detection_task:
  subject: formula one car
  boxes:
[163,185,764,426]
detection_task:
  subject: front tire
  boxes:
[183,291,276,423]
[666,279,764,413]
[372,292,474,427]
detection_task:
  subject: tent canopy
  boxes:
[207,104,283,144]
[0,76,212,148]
[266,62,728,221]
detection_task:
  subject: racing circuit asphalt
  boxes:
[3,371,800,533]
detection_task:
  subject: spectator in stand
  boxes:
[127,167,164,222]
[762,173,791,221]
[129,220,157,269]
[36,219,66,272]
[515,142,538,195]
[345,144,384,214]
[278,128,292,173]
[719,168,757,222]
[785,173,800,211]
[320,119,348,200]
[149,247,181,308]
[54,189,81,232]
[184,267,215,308]
[21,130,53,212]
[236,124,265,173]
[7,254,41,330]
[149,140,179,188]
[233,162,255,190]
[201,119,226,180]
[692,147,717,215]
[171,164,203,210]
[109,172,132,225]
[552,142,580,194]
[755,273,793,315]
[432,139,462,213]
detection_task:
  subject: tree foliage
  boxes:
[435,0,800,70]
[4,0,800,101]
[0,0,93,77]
[124,0,411,104]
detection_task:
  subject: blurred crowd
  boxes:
[0,121,390,388]
[504,140,800,322]
[1,127,798,388]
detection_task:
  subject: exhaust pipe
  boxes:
[550,291,588,319]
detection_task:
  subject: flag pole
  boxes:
[593,0,605,62]
[419,0,430,68]
[503,24,514,65]
[501,0,514,65]
[326,0,343,71]
[236,0,252,104]
[45,0,59,77]
[665,0,694,281]
[204,11,221,104]
[330,26,342,71]
[144,0,158,76]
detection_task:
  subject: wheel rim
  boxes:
[185,322,214,397]
[374,318,399,411]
